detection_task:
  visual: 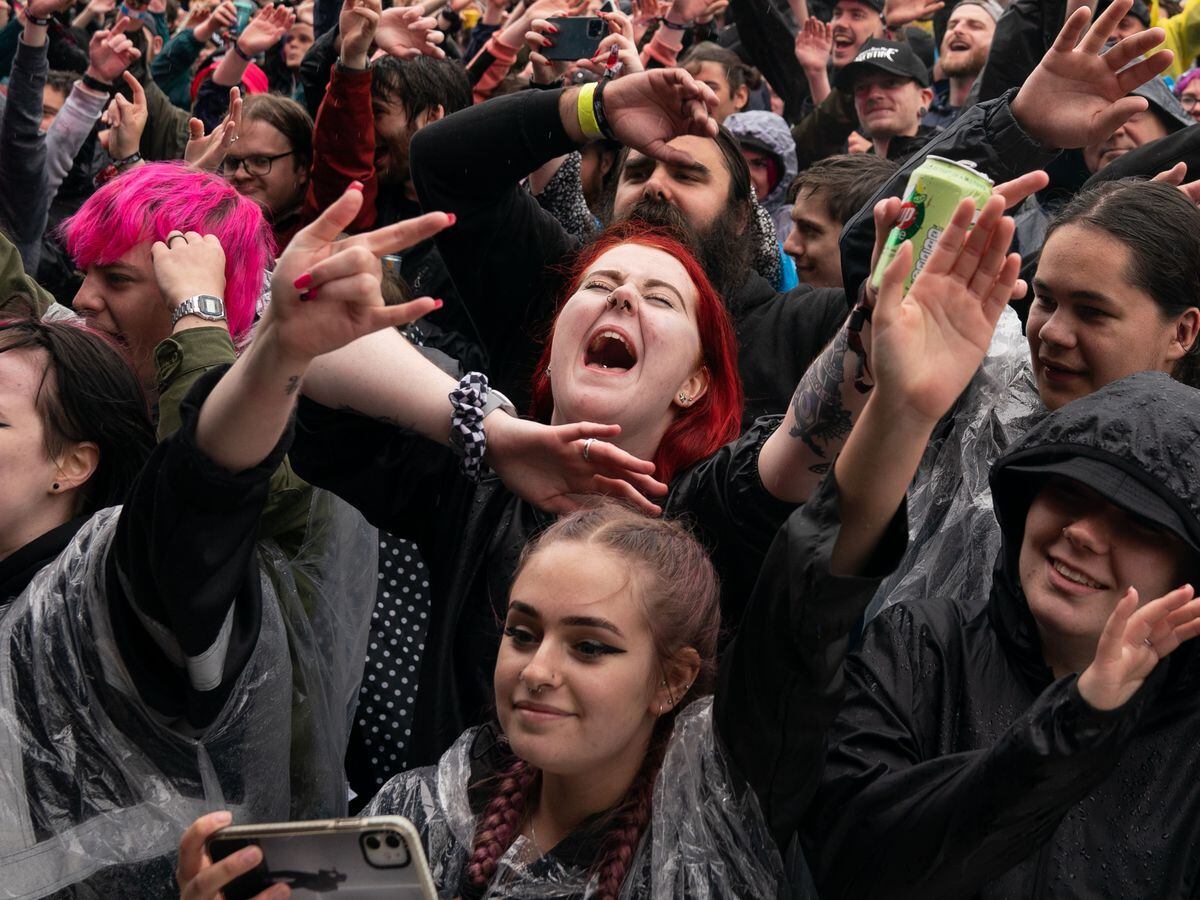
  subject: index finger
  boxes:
[1078,0,1131,54]
[993,169,1049,209]
[122,69,146,102]
[176,811,232,884]
[341,209,454,257]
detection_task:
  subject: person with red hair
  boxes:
[285,223,817,770]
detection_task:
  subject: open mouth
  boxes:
[1038,357,1085,382]
[584,329,638,372]
[832,33,854,48]
[948,39,970,51]
[1049,556,1107,590]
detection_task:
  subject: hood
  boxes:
[725,111,799,207]
[1132,76,1194,132]
[985,372,1200,688]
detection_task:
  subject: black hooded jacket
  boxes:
[804,372,1200,899]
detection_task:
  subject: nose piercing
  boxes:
[606,293,632,312]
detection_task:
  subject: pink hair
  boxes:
[62,162,275,340]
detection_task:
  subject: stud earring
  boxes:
[51,482,60,491]
[678,393,691,405]
[545,364,552,377]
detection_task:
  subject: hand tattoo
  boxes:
[789,327,853,471]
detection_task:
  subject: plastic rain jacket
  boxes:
[806,371,1200,899]
[725,110,799,241]
[866,306,1045,619]
[0,387,377,898]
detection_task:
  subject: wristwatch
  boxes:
[171,294,227,327]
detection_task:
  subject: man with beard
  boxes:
[924,0,999,128]
[411,68,851,424]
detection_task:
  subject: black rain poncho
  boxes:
[805,371,1200,899]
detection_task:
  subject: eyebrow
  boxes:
[587,269,686,306]
[96,262,142,278]
[1031,279,1115,305]
[507,600,625,636]
[624,154,711,180]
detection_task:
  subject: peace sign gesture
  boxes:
[1077,585,1200,711]
[261,184,452,364]
[1011,0,1174,150]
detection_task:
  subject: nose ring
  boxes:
[606,293,631,312]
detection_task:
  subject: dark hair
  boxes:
[787,153,900,224]
[44,70,77,100]
[465,501,721,899]
[240,93,314,172]
[0,317,155,515]
[1045,179,1200,385]
[681,42,763,96]
[370,56,471,121]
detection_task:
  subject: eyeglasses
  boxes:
[221,151,295,176]
[1180,95,1200,109]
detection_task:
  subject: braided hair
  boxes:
[464,502,722,896]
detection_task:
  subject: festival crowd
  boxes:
[2,0,1200,894]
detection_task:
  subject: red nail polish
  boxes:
[293,272,312,290]
[432,298,444,309]
[445,212,457,226]
[550,24,559,32]
[348,180,364,192]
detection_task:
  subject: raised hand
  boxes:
[599,69,719,166]
[192,1,238,43]
[870,194,1020,424]
[24,0,73,22]
[339,0,382,68]
[566,12,645,80]
[1077,585,1200,710]
[1011,0,1173,150]
[524,11,569,79]
[1152,161,1200,206]
[485,417,669,516]
[695,0,728,24]
[375,5,446,59]
[883,0,944,28]
[184,86,242,171]
[150,231,228,310]
[177,812,289,900]
[236,3,295,57]
[86,15,141,84]
[793,16,832,72]
[102,71,148,160]
[847,130,871,153]
[262,186,451,363]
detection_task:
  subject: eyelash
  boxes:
[583,281,673,308]
[503,626,623,659]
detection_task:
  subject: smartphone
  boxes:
[543,16,607,61]
[599,0,616,12]
[232,0,255,34]
[207,816,437,900]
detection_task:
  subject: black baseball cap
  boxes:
[1097,0,1151,27]
[834,39,932,91]
[835,0,886,14]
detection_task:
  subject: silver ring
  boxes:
[582,437,595,461]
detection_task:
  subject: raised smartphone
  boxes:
[543,16,607,61]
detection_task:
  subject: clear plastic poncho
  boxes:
[364,697,794,899]
[0,489,377,898]
[866,306,1047,619]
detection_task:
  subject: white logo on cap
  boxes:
[854,46,899,63]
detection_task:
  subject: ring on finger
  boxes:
[582,437,595,462]
[1144,637,1155,649]
[166,231,187,248]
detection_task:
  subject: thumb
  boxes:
[1086,97,1149,150]
[187,117,205,140]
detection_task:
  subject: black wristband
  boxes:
[232,42,254,62]
[81,73,115,94]
[660,15,690,29]
[592,78,617,142]
[26,12,52,25]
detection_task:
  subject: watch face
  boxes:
[198,296,224,317]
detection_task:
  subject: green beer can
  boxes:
[869,156,994,293]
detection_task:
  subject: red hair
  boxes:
[529,224,743,484]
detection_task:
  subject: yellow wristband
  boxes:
[576,82,603,141]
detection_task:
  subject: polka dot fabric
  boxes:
[351,531,431,794]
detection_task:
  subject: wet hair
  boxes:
[370,56,471,121]
[1044,179,1200,386]
[62,162,274,341]
[466,501,722,899]
[241,93,314,173]
[528,223,744,483]
[787,153,900,224]
[0,317,154,515]
[680,42,763,98]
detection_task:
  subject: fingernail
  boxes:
[292,272,312,290]
[445,212,456,226]
[213,811,232,826]
[348,180,364,192]
[549,24,559,31]
[237,845,261,864]
[432,298,444,309]
[300,288,317,302]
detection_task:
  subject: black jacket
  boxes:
[409,87,848,423]
[290,400,798,768]
[806,372,1200,898]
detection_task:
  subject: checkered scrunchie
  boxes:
[449,372,492,483]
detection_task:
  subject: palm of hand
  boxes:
[240,16,286,54]
[607,78,689,149]
[376,10,431,56]
[794,28,830,68]
[270,246,384,361]
[872,271,993,421]
[1021,52,1122,143]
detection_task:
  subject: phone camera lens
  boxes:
[365,835,381,850]
[385,834,401,849]
[589,20,604,36]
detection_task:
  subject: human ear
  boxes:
[52,441,100,498]
[650,647,702,716]
[419,104,447,127]
[674,366,710,409]
[1166,307,1200,362]
[734,84,750,111]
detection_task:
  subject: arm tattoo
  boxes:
[788,327,853,473]
[284,375,301,396]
